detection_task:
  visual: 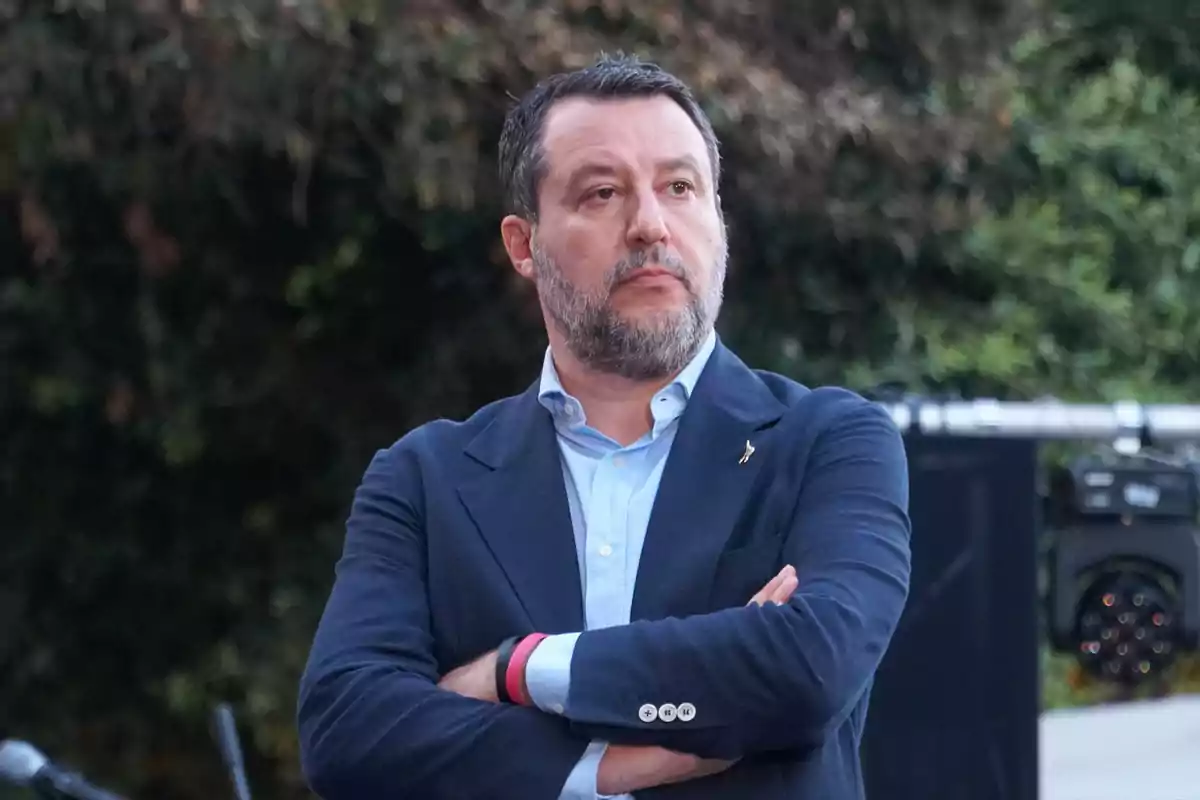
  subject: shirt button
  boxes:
[550,703,564,714]
[612,455,625,467]
[598,544,613,557]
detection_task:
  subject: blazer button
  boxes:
[677,702,696,722]
[638,703,658,722]
[657,703,677,722]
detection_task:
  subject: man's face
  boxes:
[504,95,727,381]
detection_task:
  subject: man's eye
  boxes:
[587,187,616,201]
[668,181,694,196]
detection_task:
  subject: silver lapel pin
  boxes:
[738,440,755,465]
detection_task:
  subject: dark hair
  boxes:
[497,53,722,220]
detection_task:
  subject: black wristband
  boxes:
[494,635,522,704]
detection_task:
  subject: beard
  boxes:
[531,240,726,381]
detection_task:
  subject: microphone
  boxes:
[211,703,253,800]
[0,739,126,800]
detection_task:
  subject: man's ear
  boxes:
[500,215,535,279]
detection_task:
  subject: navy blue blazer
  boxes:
[297,341,912,799]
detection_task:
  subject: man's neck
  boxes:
[549,346,677,447]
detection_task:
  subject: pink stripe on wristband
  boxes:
[505,633,548,706]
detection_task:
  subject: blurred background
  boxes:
[3,0,1200,798]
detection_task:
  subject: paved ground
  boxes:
[1040,694,1200,800]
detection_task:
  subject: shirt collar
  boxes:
[537,329,717,425]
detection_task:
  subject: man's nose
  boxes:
[625,191,669,248]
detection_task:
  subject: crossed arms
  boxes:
[296,399,911,799]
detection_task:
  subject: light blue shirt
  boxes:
[524,331,717,800]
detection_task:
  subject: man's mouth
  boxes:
[622,267,680,284]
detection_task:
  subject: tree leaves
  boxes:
[956,44,1200,399]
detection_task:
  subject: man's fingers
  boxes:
[692,758,739,779]
[770,572,798,605]
[747,565,796,606]
[747,568,785,606]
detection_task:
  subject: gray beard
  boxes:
[532,242,725,381]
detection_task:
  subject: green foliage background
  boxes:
[2,0,1199,797]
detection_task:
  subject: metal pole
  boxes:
[878,400,1200,441]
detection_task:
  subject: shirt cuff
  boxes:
[524,631,579,714]
[557,741,630,800]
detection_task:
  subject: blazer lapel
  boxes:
[631,343,787,621]
[457,385,585,634]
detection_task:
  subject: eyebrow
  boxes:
[563,156,707,193]
[657,156,705,178]
[565,163,621,190]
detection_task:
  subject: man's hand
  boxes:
[597,744,736,795]
[597,566,801,794]
[748,564,798,606]
[438,648,499,702]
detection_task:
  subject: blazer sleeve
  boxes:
[555,394,912,759]
[296,441,591,800]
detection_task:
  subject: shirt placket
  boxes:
[584,451,633,630]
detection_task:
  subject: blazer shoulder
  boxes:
[753,370,901,435]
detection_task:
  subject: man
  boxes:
[297,54,911,799]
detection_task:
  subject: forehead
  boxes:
[539,95,712,180]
